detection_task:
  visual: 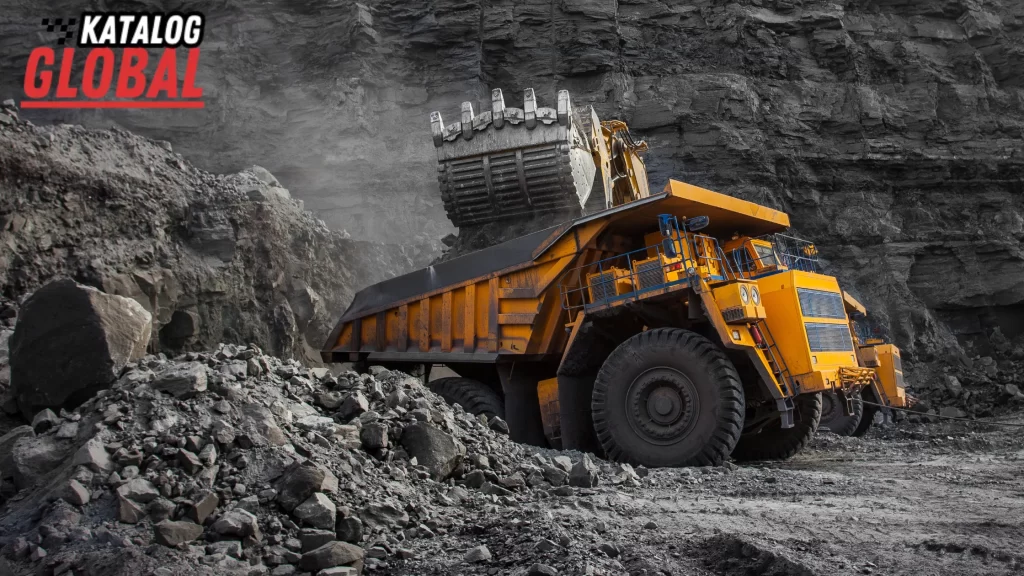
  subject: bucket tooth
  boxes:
[492,89,506,129]
[524,88,537,130]
[430,111,447,147]
[557,90,571,126]
[461,102,475,141]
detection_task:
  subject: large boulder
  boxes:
[10,279,152,418]
[399,422,465,479]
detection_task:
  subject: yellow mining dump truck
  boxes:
[322,180,907,466]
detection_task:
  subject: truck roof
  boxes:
[334,180,791,323]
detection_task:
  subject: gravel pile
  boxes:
[0,341,647,576]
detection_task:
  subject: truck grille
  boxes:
[589,271,618,302]
[798,289,845,319]
[893,354,902,373]
[635,259,666,290]
[896,371,905,388]
[805,322,854,352]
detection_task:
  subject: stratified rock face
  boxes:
[2,0,1022,364]
[9,279,152,419]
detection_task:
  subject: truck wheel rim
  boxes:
[626,367,700,445]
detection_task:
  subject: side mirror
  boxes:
[662,238,678,258]
[685,216,709,232]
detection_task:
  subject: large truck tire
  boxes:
[819,390,863,436]
[429,377,505,419]
[851,404,878,437]
[591,328,745,468]
[731,392,822,461]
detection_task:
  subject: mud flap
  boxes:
[555,373,602,454]
[497,363,548,447]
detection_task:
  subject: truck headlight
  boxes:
[751,286,761,305]
[740,285,750,304]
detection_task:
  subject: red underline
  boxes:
[20,100,205,109]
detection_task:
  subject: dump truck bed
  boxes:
[322,182,790,364]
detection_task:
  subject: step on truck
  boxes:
[321,89,907,466]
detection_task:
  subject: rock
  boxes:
[149,498,176,522]
[301,528,336,552]
[118,494,146,524]
[488,416,509,435]
[317,568,358,576]
[154,520,204,546]
[116,478,159,503]
[235,495,260,513]
[358,502,408,529]
[185,490,219,523]
[177,449,203,474]
[294,493,337,530]
[299,541,364,572]
[152,362,208,398]
[542,465,568,487]
[359,422,388,451]
[9,279,152,418]
[207,540,243,558]
[338,392,369,421]
[535,538,558,552]
[55,422,78,439]
[463,469,486,488]
[11,435,66,489]
[336,516,363,543]
[239,403,288,446]
[0,425,34,473]
[276,462,331,512]
[31,409,60,433]
[569,456,599,488]
[939,406,967,419]
[945,375,963,397]
[529,564,558,576]
[480,482,512,497]
[599,542,621,558]
[65,479,90,506]
[212,421,236,445]
[552,456,572,472]
[318,392,344,410]
[643,521,658,529]
[399,422,465,479]
[464,545,492,563]
[211,509,262,541]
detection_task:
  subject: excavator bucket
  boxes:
[431,89,599,228]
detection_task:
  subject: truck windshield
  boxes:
[753,244,777,267]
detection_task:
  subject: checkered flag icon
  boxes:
[42,17,77,45]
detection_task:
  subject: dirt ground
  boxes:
[399,419,1024,576]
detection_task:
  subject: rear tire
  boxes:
[819,391,863,436]
[851,404,878,437]
[429,377,505,419]
[591,328,745,468]
[732,392,822,461]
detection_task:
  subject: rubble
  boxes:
[0,337,658,575]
